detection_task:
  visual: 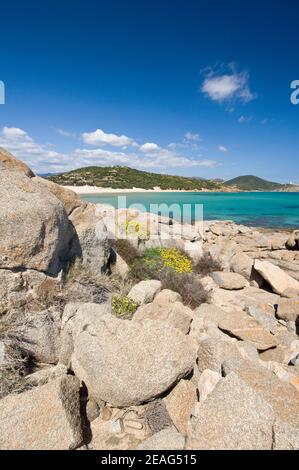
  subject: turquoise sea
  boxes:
[81,192,299,229]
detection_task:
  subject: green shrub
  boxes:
[112,295,138,319]
[130,247,192,281]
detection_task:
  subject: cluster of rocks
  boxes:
[0,149,299,450]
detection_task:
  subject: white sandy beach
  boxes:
[62,185,206,195]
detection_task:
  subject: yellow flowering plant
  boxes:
[112,295,138,319]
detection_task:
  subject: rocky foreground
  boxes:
[0,148,299,450]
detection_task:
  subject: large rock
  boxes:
[222,357,299,429]
[128,280,162,305]
[0,168,72,275]
[69,203,111,274]
[66,304,197,407]
[0,376,82,450]
[254,259,299,295]
[217,309,278,351]
[211,271,248,290]
[276,298,299,322]
[33,176,82,215]
[186,373,274,450]
[0,147,34,177]
[163,380,196,436]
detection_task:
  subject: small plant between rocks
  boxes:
[112,294,138,319]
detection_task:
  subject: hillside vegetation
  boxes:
[48,166,222,190]
[224,175,286,191]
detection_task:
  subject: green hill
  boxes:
[48,166,221,191]
[224,175,283,191]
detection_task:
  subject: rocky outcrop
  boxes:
[0,168,72,275]
[1,153,299,451]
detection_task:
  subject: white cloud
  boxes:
[0,127,69,173]
[139,142,160,153]
[82,129,135,148]
[0,126,222,174]
[201,65,254,104]
[238,115,253,123]
[57,129,76,138]
[197,159,222,168]
[184,131,201,142]
[218,145,228,153]
[75,146,206,169]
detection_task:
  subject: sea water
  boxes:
[81,192,299,229]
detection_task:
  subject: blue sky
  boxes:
[0,0,298,181]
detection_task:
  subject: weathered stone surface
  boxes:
[0,168,72,275]
[0,269,25,315]
[197,369,221,402]
[0,376,82,450]
[25,365,68,387]
[193,303,227,326]
[212,271,248,290]
[163,380,196,436]
[137,427,185,450]
[217,310,278,351]
[128,280,162,305]
[109,249,129,279]
[245,305,278,334]
[69,203,111,274]
[0,147,34,177]
[153,289,182,307]
[133,301,192,334]
[254,259,299,295]
[222,357,299,429]
[230,252,253,279]
[272,420,299,450]
[186,373,274,450]
[68,306,197,407]
[197,337,241,374]
[33,176,82,215]
[20,309,61,364]
[276,298,299,322]
[210,286,280,313]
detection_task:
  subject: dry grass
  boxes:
[0,312,31,398]
[193,252,224,277]
[158,269,210,309]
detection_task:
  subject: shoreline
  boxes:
[62,185,299,195]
